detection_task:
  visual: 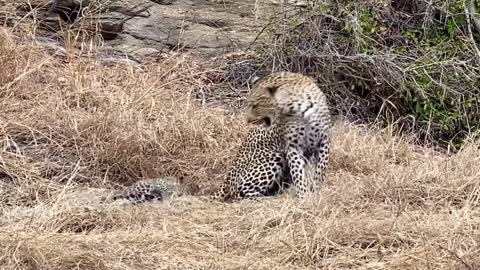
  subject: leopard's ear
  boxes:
[266,86,279,96]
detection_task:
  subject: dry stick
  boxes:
[245,19,275,52]
[245,6,298,52]
[439,245,474,270]
[3,56,53,91]
[52,161,81,210]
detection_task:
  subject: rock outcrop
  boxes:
[6,0,296,62]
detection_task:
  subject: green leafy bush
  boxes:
[257,0,480,150]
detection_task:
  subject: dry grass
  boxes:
[1,26,480,270]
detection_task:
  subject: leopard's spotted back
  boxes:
[210,123,291,202]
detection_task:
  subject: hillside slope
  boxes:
[1,25,480,270]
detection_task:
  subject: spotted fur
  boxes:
[245,72,332,198]
[111,177,183,204]
[210,123,292,202]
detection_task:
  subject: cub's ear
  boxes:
[249,75,261,86]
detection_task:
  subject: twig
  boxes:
[246,6,298,52]
[246,18,276,52]
[439,245,474,270]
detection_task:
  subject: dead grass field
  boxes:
[1,26,480,270]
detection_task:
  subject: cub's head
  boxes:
[244,75,281,127]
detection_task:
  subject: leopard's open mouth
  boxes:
[261,117,271,127]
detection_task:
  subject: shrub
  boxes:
[256,0,480,151]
